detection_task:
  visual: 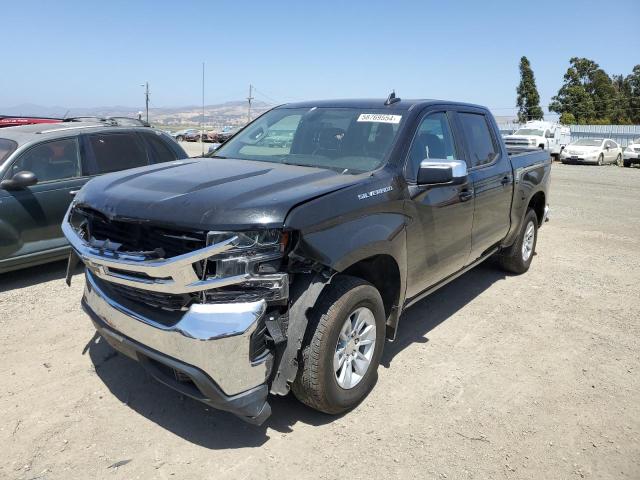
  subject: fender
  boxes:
[285,170,410,340]
[502,158,551,248]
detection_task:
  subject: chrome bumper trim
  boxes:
[543,205,550,223]
[83,270,270,396]
[61,209,286,294]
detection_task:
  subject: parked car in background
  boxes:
[211,125,241,143]
[622,138,640,167]
[171,129,199,142]
[560,138,622,165]
[184,130,204,142]
[0,123,188,273]
[503,121,571,159]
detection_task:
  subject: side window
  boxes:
[409,112,457,170]
[458,113,498,168]
[144,133,179,163]
[88,133,148,174]
[6,138,80,182]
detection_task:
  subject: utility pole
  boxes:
[141,82,150,123]
[247,84,254,123]
[201,62,205,156]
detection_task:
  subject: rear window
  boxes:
[88,133,148,174]
[0,138,18,163]
[144,133,179,163]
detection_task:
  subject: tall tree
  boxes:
[626,65,640,124]
[516,56,544,123]
[550,57,600,123]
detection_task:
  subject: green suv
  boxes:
[0,122,188,273]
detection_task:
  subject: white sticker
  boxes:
[357,113,402,124]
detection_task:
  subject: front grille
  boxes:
[76,207,206,258]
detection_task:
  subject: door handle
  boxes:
[459,189,474,202]
[501,176,510,185]
[69,190,80,196]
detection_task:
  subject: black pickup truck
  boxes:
[63,96,550,424]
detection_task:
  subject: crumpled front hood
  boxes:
[74,158,362,230]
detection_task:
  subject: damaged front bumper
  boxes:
[62,212,288,424]
[83,270,272,423]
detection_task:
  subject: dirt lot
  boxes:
[1,163,639,480]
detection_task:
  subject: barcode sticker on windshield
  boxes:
[357,114,402,124]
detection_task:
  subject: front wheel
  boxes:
[176,135,184,142]
[292,275,386,414]
[497,209,538,274]
[597,154,604,166]
[616,154,623,167]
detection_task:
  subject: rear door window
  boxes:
[458,113,498,168]
[143,133,179,163]
[87,132,148,174]
[5,138,80,182]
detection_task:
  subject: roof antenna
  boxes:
[385,90,400,106]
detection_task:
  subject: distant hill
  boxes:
[1,101,273,129]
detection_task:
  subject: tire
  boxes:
[597,154,604,166]
[616,154,623,167]
[292,275,386,415]
[176,135,184,142]
[623,159,631,168]
[497,209,538,274]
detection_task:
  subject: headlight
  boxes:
[203,229,289,278]
[528,139,537,145]
[207,229,284,251]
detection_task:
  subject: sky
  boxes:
[2,0,639,116]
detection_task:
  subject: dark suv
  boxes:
[0,122,188,273]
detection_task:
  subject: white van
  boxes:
[504,121,571,158]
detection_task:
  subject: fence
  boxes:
[498,123,640,147]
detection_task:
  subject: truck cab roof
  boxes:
[278,98,488,112]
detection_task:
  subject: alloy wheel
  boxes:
[334,307,377,389]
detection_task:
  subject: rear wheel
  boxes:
[497,209,538,274]
[292,275,386,414]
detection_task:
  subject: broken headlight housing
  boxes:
[200,229,290,303]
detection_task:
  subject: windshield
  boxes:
[209,107,403,174]
[514,129,544,136]
[0,138,18,163]
[572,139,602,146]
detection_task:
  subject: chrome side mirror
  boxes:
[417,160,467,185]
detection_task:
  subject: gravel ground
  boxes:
[1,163,639,480]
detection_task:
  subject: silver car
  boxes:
[560,138,622,165]
[622,138,640,167]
